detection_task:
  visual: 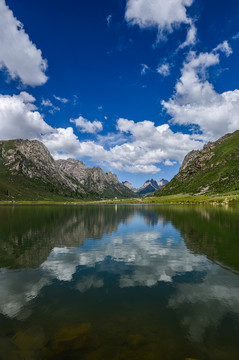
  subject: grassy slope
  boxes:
[155,130,239,197]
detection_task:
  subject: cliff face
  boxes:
[155,130,239,196]
[122,181,136,192]
[1,139,81,193]
[57,158,135,198]
[0,139,135,200]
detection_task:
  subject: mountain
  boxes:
[122,181,137,192]
[137,179,159,195]
[155,130,239,196]
[57,158,135,198]
[0,139,135,201]
[122,178,169,195]
[157,179,169,188]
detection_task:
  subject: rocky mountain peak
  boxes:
[122,181,136,191]
[0,139,135,200]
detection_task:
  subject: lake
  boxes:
[0,204,239,359]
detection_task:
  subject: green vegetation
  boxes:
[1,191,239,206]
[155,130,239,196]
[1,131,239,204]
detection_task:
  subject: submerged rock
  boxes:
[12,327,46,359]
[51,323,100,353]
[127,334,145,348]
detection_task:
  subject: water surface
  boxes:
[0,204,239,360]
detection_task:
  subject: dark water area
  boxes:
[0,204,239,360]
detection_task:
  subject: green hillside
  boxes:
[0,157,80,202]
[155,130,239,196]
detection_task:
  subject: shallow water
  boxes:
[0,204,239,359]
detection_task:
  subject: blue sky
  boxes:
[1,0,239,187]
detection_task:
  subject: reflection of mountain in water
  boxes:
[0,205,136,269]
[1,205,239,272]
[151,205,239,272]
[1,204,239,324]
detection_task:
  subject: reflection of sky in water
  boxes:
[0,208,239,345]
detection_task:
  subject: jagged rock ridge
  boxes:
[0,139,135,200]
[57,158,134,198]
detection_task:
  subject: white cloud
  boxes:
[71,115,103,134]
[0,93,52,140]
[41,99,53,107]
[0,90,203,174]
[41,117,202,174]
[157,63,170,76]
[42,127,107,161]
[125,0,193,35]
[162,43,239,140]
[141,63,150,75]
[232,32,239,40]
[104,118,202,173]
[179,21,197,49]
[106,14,112,28]
[18,91,36,104]
[41,98,60,113]
[42,127,82,159]
[0,0,48,86]
[53,95,68,103]
[213,40,232,57]
[164,160,176,166]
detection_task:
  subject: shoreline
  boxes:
[0,192,238,206]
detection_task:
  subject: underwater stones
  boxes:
[127,334,145,348]
[51,323,100,353]
[12,328,46,359]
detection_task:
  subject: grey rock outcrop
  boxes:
[1,139,81,193]
[0,139,135,199]
[57,158,134,197]
[122,181,137,192]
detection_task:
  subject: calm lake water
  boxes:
[0,204,239,360]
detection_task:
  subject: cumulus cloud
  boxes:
[0,0,48,86]
[125,0,194,38]
[71,115,103,134]
[42,127,107,161]
[0,91,203,174]
[162,42,239,140]
[104,118,202,173]
[157,63,170,76]
[42,116,203,173]
[18,91,36,104]
[0,93,52,140]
